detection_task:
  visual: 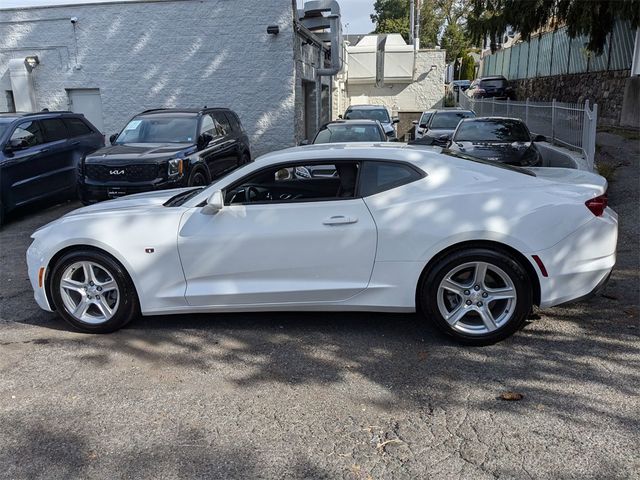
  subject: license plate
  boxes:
[107,188,127,199]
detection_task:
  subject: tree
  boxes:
[467,0,640,54]
[460,53,476,80]
[440,22,469,63]
[370,0,443,48]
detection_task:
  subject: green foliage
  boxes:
[440,22,469,63]
[467,0,640,55]
[460,53,476,80]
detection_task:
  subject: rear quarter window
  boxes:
[360,161,424,197]
[64,117,94,137]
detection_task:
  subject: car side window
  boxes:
[213,112,231,136]
[41,119,68,142]
[199,114,217,137]
[10,121,44,148]
[359,161,423,197]
[225,162,359,205]
[64,118,93,137]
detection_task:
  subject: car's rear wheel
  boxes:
[50,250,139,333]
[421,248,532,345]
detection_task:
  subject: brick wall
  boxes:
[0,0,296,156]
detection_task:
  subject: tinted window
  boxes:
[116,116,197,144]
[41,118,68,142]
[314,124,384,144]
[199,114,217,137]
[454,120,531,142]
[225,112,241,132]
[213,112,231,136]
[430,111,475,129]
[360,161,422,197]
[64,117,93,137]
[10,121,44,147]
[480,79,507,88]
[0,122,11,138]
[345,108,390,123]
[419,111,433,125]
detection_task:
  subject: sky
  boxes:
[3,0,377,34]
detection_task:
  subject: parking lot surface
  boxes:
[1,133,638,479]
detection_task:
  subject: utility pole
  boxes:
[415,0,421,50]
[409,0,415,45]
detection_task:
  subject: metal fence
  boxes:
[459,94,598,169]
[481,20,636,79]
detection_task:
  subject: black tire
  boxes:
[420,247,532,346]
[188,167,209,187]
[49,249,139,333]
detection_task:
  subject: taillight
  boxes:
[585,193,608,216]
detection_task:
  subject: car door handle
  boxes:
[323,215,358,225]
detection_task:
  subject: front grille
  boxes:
[85,164,161,182]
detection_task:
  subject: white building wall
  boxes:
[344,49,446,113]
[0,0,296,156]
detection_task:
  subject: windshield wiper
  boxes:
[164,188,203,207]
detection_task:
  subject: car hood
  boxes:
[426,128,455,138]
[85,143,196,164]
[452,141,533,161]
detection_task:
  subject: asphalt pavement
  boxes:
[0,132,638,479]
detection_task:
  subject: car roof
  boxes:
[0,111,85,121]
[346,105,389,110]
[138,107,231,116]
[479,76,507,81]
[463,116,524,122]
[323,119,381,126]
[432,109,475,114]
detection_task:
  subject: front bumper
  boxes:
[26,237,54,312]
[533,208,618,308]
[79,177,186,204]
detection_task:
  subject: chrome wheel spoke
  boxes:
[477,307,498,332]
[73,299,90,319]
[95,298,113,318]
[445,304,468,326]
[99,280,117,293]
[486,286,516,302]
[60,278,85,293]
[473,262,488,288]
[441,278,466,296]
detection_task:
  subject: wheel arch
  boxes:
[188,159,211,183]
[44,244,141,312]
[415,239,541,310]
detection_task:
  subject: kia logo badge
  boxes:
[110,169,125,175]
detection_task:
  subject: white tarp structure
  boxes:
[346,34,415,84]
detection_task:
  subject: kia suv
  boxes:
[78,108,251,204]
[0,111,103,224]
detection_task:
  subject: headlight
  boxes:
[167,158,184,178]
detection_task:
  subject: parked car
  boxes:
[0,111,104,224]
[451,80,471,92]
[306,120,387,144]
[343,105,399,140]
[466,76,515,100]
[78,107,250,204]
[412,110,435,140]
[409,109,476,146]
[28,144,617,345]
[447,117,545,167]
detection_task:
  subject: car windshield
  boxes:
[345,108,390,123]
[455,120,531,142]
[480,79,506,88]
[314,124,383,143]
[0,121,11,138]
[419,112,433,125]
[430,111,475,129]
[116,116,198,144]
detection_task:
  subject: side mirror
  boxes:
[198,133,214,150]
[109,133,118,145]
[299,139,310,146]
[534,134,547,142]
[202,190,224,215]
[392,117,400,124]
[419,123,427,129]
[4,138,26,152]
[338,114,343,119]
[412,120,418,125]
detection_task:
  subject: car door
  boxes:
[213,111,239,171]
[177,160,377,307]
[198,113,234,178]
[2,120,63,209]
[40,118,79,193]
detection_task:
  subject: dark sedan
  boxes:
[308,119,387,144]
[408,110,476,147]
[447,117,545,167]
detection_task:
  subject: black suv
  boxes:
[0,111,104,224]
[467,76,516,100]
[79,108,251,203]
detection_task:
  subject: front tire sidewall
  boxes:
[50,250,139,333]
[422,248,532,346]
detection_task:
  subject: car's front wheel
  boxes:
[420,248,532,345]
[50,250,139,333]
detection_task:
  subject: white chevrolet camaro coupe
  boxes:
[27,144,617,345]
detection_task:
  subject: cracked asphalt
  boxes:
[0,132,638,479]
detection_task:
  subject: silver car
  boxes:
[343,105,399,140]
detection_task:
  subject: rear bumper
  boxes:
[532,208,618,308]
